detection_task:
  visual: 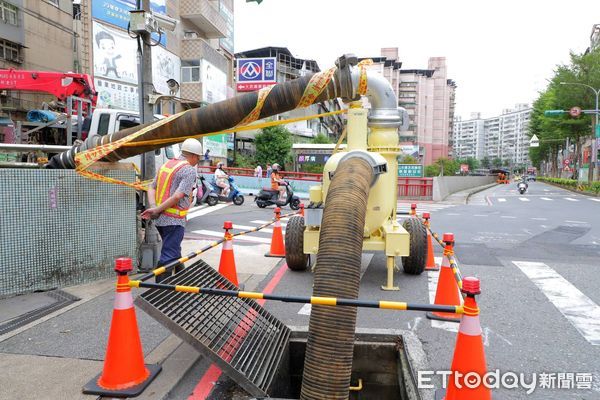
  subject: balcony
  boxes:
[180,0,227,38]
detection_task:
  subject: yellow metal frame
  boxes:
[303,106,410,291]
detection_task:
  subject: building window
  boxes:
[46,0,59,7]
[0,1,18,26]
[0,39,20,62]
[181,60,200,83]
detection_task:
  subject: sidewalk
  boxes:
[0,242,284,400]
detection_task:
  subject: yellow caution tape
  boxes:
[357,59,373,96]
[297,66,337,108]
[236,85,274,126]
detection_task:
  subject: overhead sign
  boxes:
[529,134,539,147]
[398,164,423,177]
[236,57,276,92]
[569,106,582,117]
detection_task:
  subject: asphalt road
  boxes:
[168,183,600,400]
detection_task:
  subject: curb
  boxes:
[465,182,499,203]
[538,180,600,198]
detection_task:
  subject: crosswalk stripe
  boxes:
[187,203,231,220]
[232,224,281,234]
[589,198,600,202]
[565,197,578,202]
[518,198,530,202]
[250,220,287,226]
[191,230,272,244]
[497,198,506,202]
[513,261,600,346]
[541,197,552,201]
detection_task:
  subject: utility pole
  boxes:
[138,0,155,184]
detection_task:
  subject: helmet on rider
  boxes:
[216,162,224,169]
[272,163,280,171]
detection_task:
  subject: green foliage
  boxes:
[254,125,293,168]
[310,133,332,144]
[399,155,419,164]
[300,164,325,174]
[492,157,502,168]
[231,152,257,168]
[424,158,459,177]
[456,157,480,171]
[538,176,600,194]
[481,156,491,169]
[529,49,600,176]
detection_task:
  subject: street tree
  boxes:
[254,125,293,169]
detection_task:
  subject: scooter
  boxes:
[210,176,245,205]
[194,176,219,206]
[255,181,301,210]
[517,181,528,195]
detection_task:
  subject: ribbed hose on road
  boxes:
[46,73,341,169]
[300,157,374,400]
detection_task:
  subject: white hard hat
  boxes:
[272,163,280,169]
[181,138,203,156]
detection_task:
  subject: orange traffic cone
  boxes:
[410,203,417,216]
[265,207,285,258]
[218,221,239,286]
[427,233,461,322]
[441,277,491,400]
[83,257,161,397]
[423,213,439,271]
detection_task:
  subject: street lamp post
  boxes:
[560,82,600,183]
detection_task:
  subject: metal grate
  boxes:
[0,168,137,297]
[135,260,290,397]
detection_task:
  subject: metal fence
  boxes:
[0,169,137,297]
[397,177,433,200]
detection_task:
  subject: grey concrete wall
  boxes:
[432,176,496,201]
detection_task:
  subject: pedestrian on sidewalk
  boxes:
[266,163,272,179]
[141,138,203,283]
[255,164,263,187]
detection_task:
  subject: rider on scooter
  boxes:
[214,162,230,197]
[270,163,287,201]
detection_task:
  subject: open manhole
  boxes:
[208,328,429,400]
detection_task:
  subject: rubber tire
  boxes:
[401,217,427,275]
[290,198,301,210]
[207,196,218,206]
[285,215,309,271]
[233,195,244,205]
[256,200,267,208]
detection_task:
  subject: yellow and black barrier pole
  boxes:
[128,280,465,315]
[139,210,302,282]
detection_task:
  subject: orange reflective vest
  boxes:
[155,159,191,219]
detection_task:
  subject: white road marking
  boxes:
[544,189,550,192]
[501,216,516,219]
[473,214,488,217]
[565,220,588,224]
[541,197,552,201]
[518,197,530,202]
[250,219,287,226]
[540,225,548,229]
[513,261,600,345]
[187,203,230,219]
[446,213,461,216]
[482,327,513,347]
[298,254,374,316]
[408,316,423,332]
[232,224,281,234]
[531,217,547,221]
[497,198,507,202]
[427,257,459,333]
[565,197,578,202]
[192,230,272,244]
[590,198,600,202]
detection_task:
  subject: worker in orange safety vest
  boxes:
[141,138,203,282]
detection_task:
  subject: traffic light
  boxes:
[544,110,566,117]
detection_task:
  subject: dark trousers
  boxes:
[156,225,185,283]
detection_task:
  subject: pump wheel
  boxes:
[285,215,309,271]
[401,217,427,275]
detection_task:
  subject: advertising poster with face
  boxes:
[152,46,181,96]
[93,21,137,85]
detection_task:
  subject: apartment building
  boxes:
[590,24,600,52]
[363,48,456,165]
[452,113,485,160]
[453,104,532,166]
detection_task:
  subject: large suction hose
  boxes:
[300,157,374,400]
[47,72,342,169]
